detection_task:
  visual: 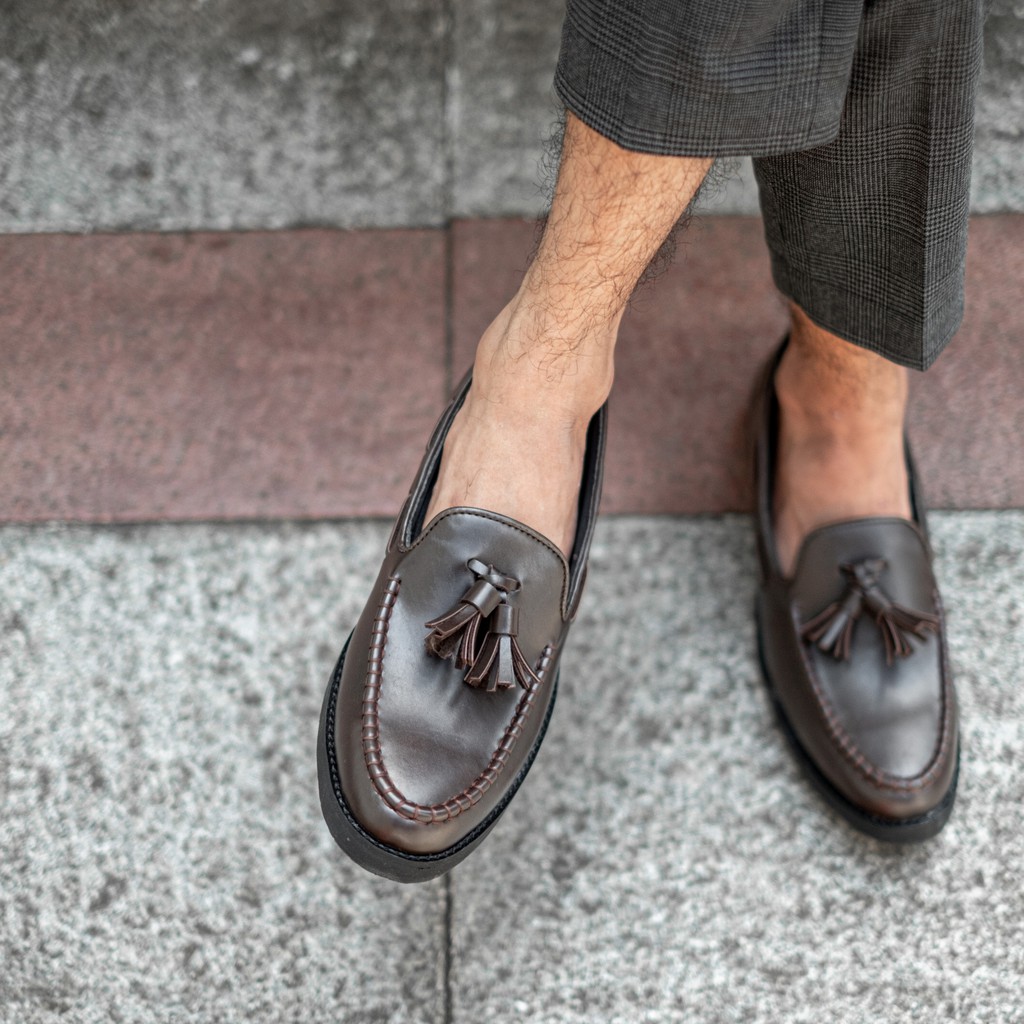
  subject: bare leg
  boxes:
[772,303,913,576]
[425,112,713,556]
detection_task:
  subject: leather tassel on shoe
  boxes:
[802,557,939,665]
[862,588,939,666]
[463,604,541,693]
[802,589,863,661]
[425,557,524,668]
[424,577,503,666]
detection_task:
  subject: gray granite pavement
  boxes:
[1,0,1022,232]
[1,515,1022,1022]
[0,1,448,232]
[0,523,445,1024]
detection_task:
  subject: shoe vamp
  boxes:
[807,634,943,779]
[377,514,565,807]
[376,659,527,806]
[794,519,945,780]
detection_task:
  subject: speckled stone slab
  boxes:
[0,522,445,1024]
[1,515,1022,1023]
[0,0,1021,234]
[0,1,446,232]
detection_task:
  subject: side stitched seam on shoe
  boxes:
[793,598,954,793]
[362,575,555,825]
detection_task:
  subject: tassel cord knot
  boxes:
[801,557,939,666]
[424,558,542,691]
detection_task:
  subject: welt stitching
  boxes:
[362,575,555,825]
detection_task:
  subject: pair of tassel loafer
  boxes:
[317,348,958,883]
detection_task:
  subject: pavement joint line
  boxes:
[443,872,455,1024]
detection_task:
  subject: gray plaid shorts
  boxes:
[555,0,985,369]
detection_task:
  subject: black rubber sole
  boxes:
[754,598,958,844]
[317,634,559,883]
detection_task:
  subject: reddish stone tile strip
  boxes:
[0,228,446,522]
[452,215,1024,513]
[2,216,1021,521]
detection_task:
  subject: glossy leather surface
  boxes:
[335,373,606,855]
[755,349,958,822]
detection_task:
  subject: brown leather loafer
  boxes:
[754,343,959,842]
[317,372,607,881]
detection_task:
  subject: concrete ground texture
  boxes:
[2,515,1023,1023]
[2,0,1022,231]
[3,1,1023,1021]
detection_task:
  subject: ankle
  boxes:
[772,326,913,572]
[776,323,908,449]
[470,299,616,424]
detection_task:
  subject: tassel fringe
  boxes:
[463,605,540,692]
[802,558,938,665]
[424,558,541,689]
[801,591,862,661]
[424,575,503,667]
[873,602,940,666]
[424,598,486,666]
